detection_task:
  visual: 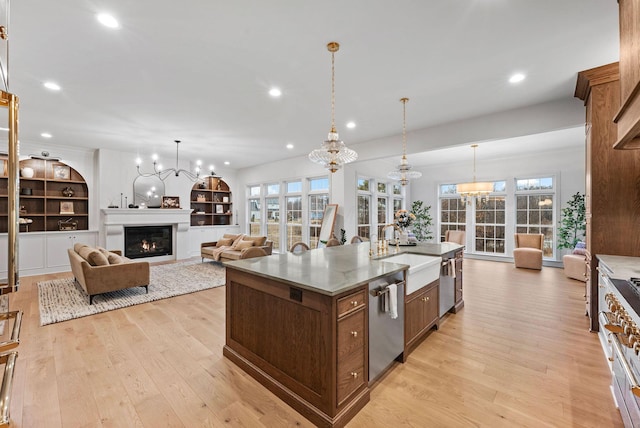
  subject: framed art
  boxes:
[53,164,71,180]
[162,196,180,209]
[216,205,224,214]
[59,201,75,214]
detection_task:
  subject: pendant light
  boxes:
[456,144,493,205]
[308,42,357,173]
[388,97,422,185]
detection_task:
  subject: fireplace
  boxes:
[124,225,173,259]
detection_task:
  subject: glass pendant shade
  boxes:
[456,144,492,204]
[308,42,357,173]
[388,97,422,185]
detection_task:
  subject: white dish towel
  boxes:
[387,282,398,319]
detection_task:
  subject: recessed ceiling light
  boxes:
[41,133,52,138]
[509,73,526,84]
[224,161,230,165]
[97,13,119,29]
[269,88,282,97]
[346,121,356,129]
[286,143,294,149]
[43,81,61,91]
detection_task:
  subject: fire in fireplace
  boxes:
[124,225,173,259]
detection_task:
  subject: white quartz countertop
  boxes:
[597,254,640,280]
[224,242,464,296]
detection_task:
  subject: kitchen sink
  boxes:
[381,253,441,294]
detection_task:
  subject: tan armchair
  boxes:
[444,230,465,245]
[513,233,544,270]
[289,241,310,253]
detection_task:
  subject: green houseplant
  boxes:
[410,200,434,242]
[557,192,586,250]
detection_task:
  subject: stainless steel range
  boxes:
[598,259,640,427]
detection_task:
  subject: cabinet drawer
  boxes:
[337,309,365,359]
[337,290,365,317]
[336,343,365,404]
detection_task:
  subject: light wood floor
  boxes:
[4,259,623,427]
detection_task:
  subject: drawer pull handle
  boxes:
[351,301,358,307]
[420,296,429,302]
[350,372,358,379]
[351,331,358,337]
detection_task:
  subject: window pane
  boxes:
[357,179,369,191]
[266,197,280,251]
[287,181,302,193]
[249,186,261,196]
[267,183,280,195]
[378,182,387,193]
[309,177,329,191]
[309,194,328,249]
[393,184,402,195]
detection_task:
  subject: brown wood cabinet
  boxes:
[190,176,232,226]
[404,279,439,357]
[575,62,640,331]
[614,0,640,149]
[224,268,369,428]
[453,251,464,312]
[0,158,89,233]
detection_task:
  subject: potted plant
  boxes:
[557,192,586,250]
[410,200,434,242]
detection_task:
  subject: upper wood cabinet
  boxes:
[0,158,89,233]
[613,0,640,149]
[190,176,232,226]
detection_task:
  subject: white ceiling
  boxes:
[8,1,618,170]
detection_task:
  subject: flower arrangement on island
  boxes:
[394,209,416,231]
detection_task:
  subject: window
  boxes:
[439,184,467,241]
[392,183,402,195]
[516,176,555,258]
[309,177,329,192]
[248,198,261,235]
[357,195,371,238]
[309,194,329,249]
[286,195,302,250]
[357,178,369,191]
[474,197,506,254]
[249,185,261,197]
[287,181,302,193]
[266,183,280,195]
[377,182,387,194]
[377,196,388,238]
[266,197,280,251]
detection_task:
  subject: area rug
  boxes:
[38,260,226,326]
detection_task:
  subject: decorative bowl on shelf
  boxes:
[197,220,205,226]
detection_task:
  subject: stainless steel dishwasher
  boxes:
[368,273,405,383]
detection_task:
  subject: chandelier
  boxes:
[457,144,493,205]
[308,42,357,173]
[388,97,422,185]
[136,140,219,182]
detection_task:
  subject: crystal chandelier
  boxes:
[388,97,422,185]
[308,42,357,173]
[457,144,493,205]
[136,140,219,182]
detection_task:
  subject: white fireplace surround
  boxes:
[100,208,193,261]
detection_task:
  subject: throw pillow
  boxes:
[107,252,124,264]
[236,240,254,250]
[230,234,246,249]
[573,241,587,256]
[216,238,234,247]
[78,246,109,266]
[97,247,110,257]
[242,236,267,247]
[74,242,88,253]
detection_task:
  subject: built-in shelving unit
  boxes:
[190,176,232,226]
[0,158,89,233]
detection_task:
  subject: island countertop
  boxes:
[597,254,640,281]
[224,241,464,296]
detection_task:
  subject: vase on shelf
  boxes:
[20,167,34,178]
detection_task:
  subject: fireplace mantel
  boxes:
[100,208,193,260]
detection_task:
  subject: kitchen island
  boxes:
[223,242,463,428]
